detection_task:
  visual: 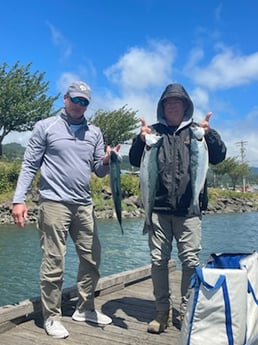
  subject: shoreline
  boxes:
[1,195,258,225]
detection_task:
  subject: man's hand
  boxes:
[139,118,152,142]
[12,203,28,228]
[199,112,212,134]
[103,144,121,165]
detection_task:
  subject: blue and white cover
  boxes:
[178,252,258,345]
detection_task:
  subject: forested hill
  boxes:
[2,143,133,170]
[2,143,25,160]
[2,142,258,175]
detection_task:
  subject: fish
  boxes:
[188,124,209,215]
[109,150,124,234]
[140,133,163,226]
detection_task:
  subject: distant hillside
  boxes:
[3,143,25,160]
[2,143,132,167]
[2,142,258,179]
[250,167,258,175]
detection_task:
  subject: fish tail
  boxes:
[145,214,153,226]
[188,202,200,216]
[117,213,124,234]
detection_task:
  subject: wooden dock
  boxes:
[0,260,181,345]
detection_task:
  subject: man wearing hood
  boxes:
[129,83,226,333]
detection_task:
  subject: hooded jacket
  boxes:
[129,83,226,216]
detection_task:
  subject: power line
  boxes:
[235,140,248,192]
[235,140,248,163]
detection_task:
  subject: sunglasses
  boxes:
[70,96,89,107]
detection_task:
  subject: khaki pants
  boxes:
[148,213,201,313]
[38,200,101,321]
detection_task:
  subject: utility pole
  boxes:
[236,140,248,192]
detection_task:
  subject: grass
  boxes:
[2,187,258,211]
[208,188,258,208]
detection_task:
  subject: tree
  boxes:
[211,157,238,187]
[88,105,139,147]
[228,162,250,191]
[0,61,60,156]
[211,157,250,190]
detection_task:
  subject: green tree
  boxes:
[211,157,238,187]
[89,105,139,146]
[213,157,250,190]
[228,162,250,190]
[0,61,59,156]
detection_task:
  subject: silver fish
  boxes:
[189,124,209,215]
[110,150,124,234]
[140,133,163,226]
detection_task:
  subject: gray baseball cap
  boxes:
[67,81,91,102]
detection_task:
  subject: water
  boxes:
[1,212,258,307]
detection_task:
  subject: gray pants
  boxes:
[37,200,101,321]
[148,213,201,312]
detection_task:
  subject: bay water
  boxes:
[1,212,258,307]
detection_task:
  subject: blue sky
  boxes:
[2,0,258,166]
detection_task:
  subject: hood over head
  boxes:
[157,83,194,128]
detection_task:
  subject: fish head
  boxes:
[145,133,162,147]
[190,124,205,141]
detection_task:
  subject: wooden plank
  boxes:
[0,299,41,324]
[0,261,181,344]
[0,260,176,327]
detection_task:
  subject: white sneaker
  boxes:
[44,319,69,338]
[72,309,112,325]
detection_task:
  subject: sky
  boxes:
[2,0,258,166]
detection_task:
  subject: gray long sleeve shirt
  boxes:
[13,113,109,205]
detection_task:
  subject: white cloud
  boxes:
[105,40,176,92]
[190,87,210,122]
[56,72,82,95]
[217,106,258,166]
[47,22,72,60]
[101,40,177,127]
[190,47,258,89]
[185,48,204,71]
[214,3,223,22]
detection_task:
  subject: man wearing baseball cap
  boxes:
[12,80,119,338]
[67,80,91,102]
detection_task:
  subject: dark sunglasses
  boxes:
[70,96,89,107]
